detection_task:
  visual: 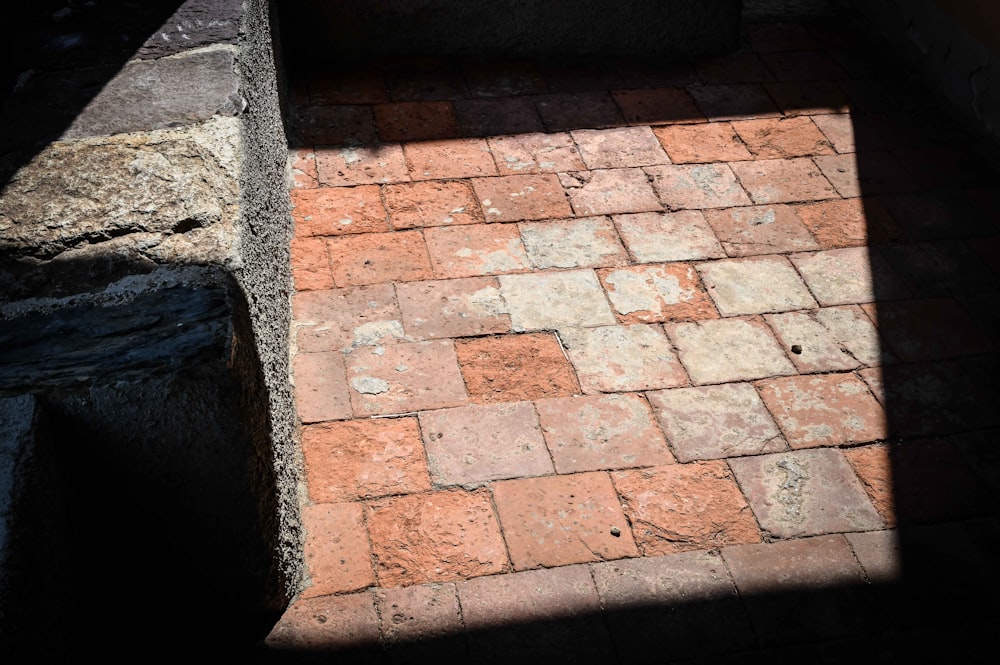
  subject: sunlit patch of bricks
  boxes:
[270,17,1000,654]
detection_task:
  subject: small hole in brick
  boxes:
[791,344,802,354]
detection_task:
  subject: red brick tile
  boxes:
[326,230,432,287]
[535,394,672,473]
[534,91,624,131]
[724,534,874,643]
[612,462,761,555]
[455,332,580,404]
[571,126,670,168]
[697,53,775,84]
[969,235,1000,274]
[424,223,531,278]
[646,163,751,210]
[878,190,992,241]
[764,311,861,373]
[761,51,848,82]
[652,122,753,164]
[814,304,896,367]
[730,158,838,204]
[559,168,663,216]
[492,472,638,570]
[756,373,888,449]
[375,583,463,646]
[498,269,617,330]
[614,210,726,262]
[838,78,927,113]
[374,101,458,142]
[841,443,895,526]
[703,204,820,256]
[291,236,334,291]
[611,88,705,125]
[811,112,903,153]
[894,146,990,189]
[869,298,993,362]
[397,276,510,339]
[847,439,990,526]
[727,449,883,538]
[697,255,816,316]
[722,535,867,638]
[463,61,547,97]
[815,152,918,198]
[845,530,901,584]
[880,239,995,298]
[308,68,389,105]
[648,383,786,462]
[265,592,380,652]
[345,339,468,416]
[688,84,781,121]
[382,180,483,230]
[386,66,468,102]
[419,402,553,486]
[520,217,628,269]
[558,324,689,393]
[457,565,616,663]
[592,551,756,662]
[293,104,378,145]
[293,283,401,354]
[403,138,498,180]
[454,97,544,137]
[301,418,431,503]
[472,174,572,222]
[458,565,601,628]
[665,317,796,385]
[315,144,410,186]
[793,198,902,248]
[367,489,508,586]
[731,117,835,159]
[743,22,819,52]
[300,502,375,598]
[488,132,586,175]
[290,148,319,189]
[763,81,850,116]
[293,351,352,423]
[790,247,911,306]
[290,186,388,238]
[598,263,717,323]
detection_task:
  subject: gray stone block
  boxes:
[64,47,241,139]
[138,0,244,59]
[0,118,239,263]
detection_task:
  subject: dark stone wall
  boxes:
[851,0,1000,153]
[278,0,742,62]
[1,0,301,655]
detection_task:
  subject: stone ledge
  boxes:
[0,117,241,299]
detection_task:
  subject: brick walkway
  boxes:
[263,17,1000,663]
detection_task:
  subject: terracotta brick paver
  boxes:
[599,262,718,323]
[419,401,553,485]
[367,490,508,586]
[493,472,639,569]
[535,393,672,473]
[455,332,580,403]
[383,180,484,229]
[613,462,761,555]
[275,14,1000,660]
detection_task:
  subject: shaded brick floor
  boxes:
[264,16,1000,663]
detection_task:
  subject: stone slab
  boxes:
[728,448,883,538]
